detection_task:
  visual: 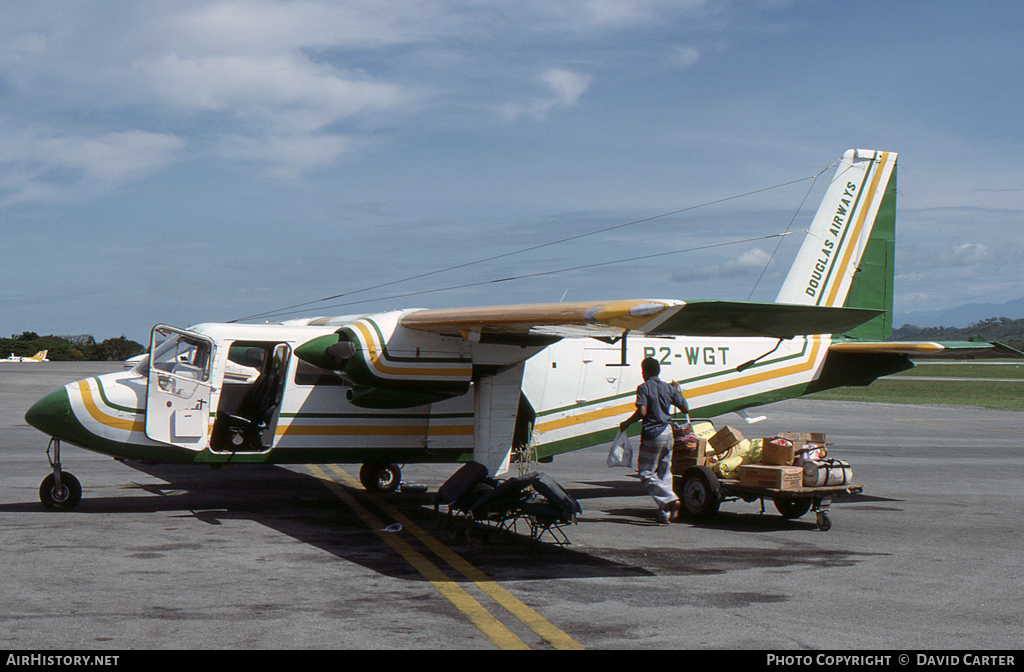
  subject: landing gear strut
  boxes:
[40,438,81,511]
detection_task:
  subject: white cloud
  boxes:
[673,45,701,67]
[501,68,593,121]
[140,53,413,133]
[0,0,758,199]
[0,125,184,204]
[215,133,357,181]
[671,247,773,282]
[152,0,441,54]
[940,243,994,266]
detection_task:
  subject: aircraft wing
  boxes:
[400,299,881,340]
[829,338,1024,359]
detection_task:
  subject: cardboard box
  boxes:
[691,421,717,441]
[672,438,707,474]
[779,431,826,444]
[761,437,797,466]
[737,464,803,490]
[775,432,828,461]
[709,426,744,455]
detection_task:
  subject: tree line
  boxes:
[2,332,146,362]
[892,317,1024,351]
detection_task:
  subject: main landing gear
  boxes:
[359,462,402,494]
[40,438,81,511]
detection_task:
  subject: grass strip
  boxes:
[807,378,1024,411]
[894,362,1024,379]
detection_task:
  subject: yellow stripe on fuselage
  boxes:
[535,337,824,434]
[352,322,471,379]
[276,423,473,437]
[76,380,145,433]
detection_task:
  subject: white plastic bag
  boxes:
[607,430,633,468]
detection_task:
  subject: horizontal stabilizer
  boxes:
[830,339,1024,359]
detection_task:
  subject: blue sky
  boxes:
[2,1,1022,342]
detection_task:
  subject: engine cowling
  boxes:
[295,311,473,408]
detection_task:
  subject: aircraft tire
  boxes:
[39,472,82,512]
[359,462,401,494]
[678,466,720,520]
[774,497,812,519]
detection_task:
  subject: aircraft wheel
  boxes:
[678,466,720,520]
[774,497,812,519]
[359,462,401,493]
[40,472,82,512]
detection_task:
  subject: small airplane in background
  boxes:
[3,350,49,363]
[24,149,1024,511]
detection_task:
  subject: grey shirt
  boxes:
[635,377,688,440]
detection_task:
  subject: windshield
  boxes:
[151,328,212,382]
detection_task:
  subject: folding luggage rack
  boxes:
[433,462,583,546]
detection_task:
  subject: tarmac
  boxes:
[2,363,1022,650]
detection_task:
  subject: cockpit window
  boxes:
[151,328,212,382]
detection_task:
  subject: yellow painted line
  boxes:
[325,465,585,651]
[305,464,530,650]
[76,381,145,433]
[893,419,1024,435]
[824,151,890,307]
[353,321,472,379]
[277,424,473,437]
[536,337,824,434]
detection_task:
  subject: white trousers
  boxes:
[637,426,678,509]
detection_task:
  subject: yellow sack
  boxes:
[712,454,745,479]
[709,438,762,479]
[748,438,763,464]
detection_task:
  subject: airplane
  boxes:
[3,350,49,363]
[24,148,1024,512]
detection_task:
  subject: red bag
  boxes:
[672,423,699,452]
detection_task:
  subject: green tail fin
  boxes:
[841,161,897,340]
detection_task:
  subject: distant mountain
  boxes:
[894,296,1024,328]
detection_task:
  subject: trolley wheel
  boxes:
[816,509,833,532]
[774,497,812,519]
[359,462,401,493]
[678,466,720,520]
[40,472,82,512]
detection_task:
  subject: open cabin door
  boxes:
[145,325,216,451]
[211,342,291,453]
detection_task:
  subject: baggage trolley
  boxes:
[675,465,862,531]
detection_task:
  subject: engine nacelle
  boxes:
[295,311,473,403]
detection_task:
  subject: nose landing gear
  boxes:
[40,438,81,512]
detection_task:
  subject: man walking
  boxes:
[620,357,689,523]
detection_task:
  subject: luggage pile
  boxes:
[671,422,853,489]
[434,462,583,545]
